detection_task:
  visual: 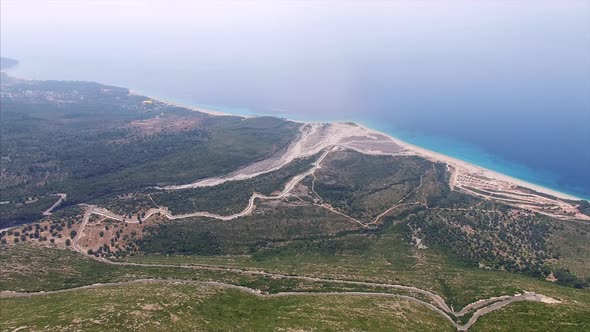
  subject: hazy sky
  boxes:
[2,0,589,120]
[2,0,588,117]
[3,0,589,59]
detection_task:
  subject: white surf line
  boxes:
[0,278,559,331]
[57,136,561,329]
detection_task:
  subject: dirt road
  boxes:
[0,278,559,331]
[42,193,67,216]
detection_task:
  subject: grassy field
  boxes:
[137,201,362,255]
[0,245,426,296]
[3,79,589,331]
[1,282,454,332]
[127,226,590,310]
[471,300,590,332]
[2,245,589,331]
[548,219,590,279]
[4,236,588,309]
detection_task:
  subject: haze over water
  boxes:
[2,1,589,199]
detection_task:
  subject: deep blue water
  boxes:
[2,1,589,199]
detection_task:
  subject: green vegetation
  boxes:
[0,196,56,227]
[0,245,394,294]
[313,151,430,221]
[0,282,454,332]
[547,219,590,283]
[137,202,361,255]
[0,245,132,291]
[2,240,590,331]
[406,207,552,273]
[472,300,590,332]
[90,192,157,215]
[2,78,590,330]
[1,79,300,226]
[0,205,84,247]
[572,200,590,217]
[149,154,318,215]
[128,218,590,309]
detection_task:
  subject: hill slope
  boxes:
[1,76,589,331]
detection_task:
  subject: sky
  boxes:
[2,0,589,122]
[3,0,588,117]
[4,0,589,58]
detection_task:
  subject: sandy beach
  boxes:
[129,90,244,118]
[153,94,582,200]
[357,124,583,201]
[156,116,588,222]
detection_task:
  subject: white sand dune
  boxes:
[150,98,587,220]
[160,122,404,190]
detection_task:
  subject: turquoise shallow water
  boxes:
[4,59,589,201]
[187,102,589,201]
[2,1,589,200]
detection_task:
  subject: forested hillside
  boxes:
[0,79,300,226]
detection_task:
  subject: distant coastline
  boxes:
[0,57,19,70]
[138,94,589,201]
[361,122,590,202]
[363,125,585,202]
[3,64,587,202]
[150,94,585,202]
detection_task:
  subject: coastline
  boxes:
[128,90,244,118]
[4,61,588,202]
[3,69,585,202]
[154,95,585,202]
[357,124,584,201]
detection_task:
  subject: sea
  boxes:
[2,1,589,199]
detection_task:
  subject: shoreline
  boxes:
[3,70,585,202]
[154,95,585,202]
[128,90,244,118]
[356,124,584,202]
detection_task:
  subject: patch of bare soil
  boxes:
[1,211,84,250]
[113,115,202,142]
[79,216,162,257]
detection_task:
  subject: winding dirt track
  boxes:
[0,278,557,331]
[3,143,560,331]
[60,145,561,331]
[68,215,560,332]
[83,147,336,225]
[42,193,67,216]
